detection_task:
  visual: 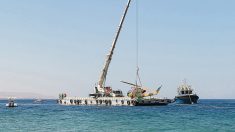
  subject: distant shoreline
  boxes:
[0,91,56,100]
[0,98,234,100]
[0,98,56,100]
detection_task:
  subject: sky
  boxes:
[0,0,235,99]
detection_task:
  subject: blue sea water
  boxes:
[0,99,234,132]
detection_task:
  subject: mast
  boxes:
[97,0,132,93]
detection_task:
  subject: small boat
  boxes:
[34,98,43,103]
[6,98,18,107]
[174,80,199,104]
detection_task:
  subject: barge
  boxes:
[58,0,170,106]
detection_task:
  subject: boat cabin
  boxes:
[177,84,194,95]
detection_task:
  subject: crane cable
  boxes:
[135,0,142,88]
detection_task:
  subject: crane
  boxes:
[95,0,132,96]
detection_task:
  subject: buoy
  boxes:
[105,100,108,105]
[121,100,124,105]
[127,101,130,105]
[132,100,136,106]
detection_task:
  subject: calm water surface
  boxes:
[0,99,234,132]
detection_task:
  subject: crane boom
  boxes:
[97,0,132,93]
[120,80,141,87]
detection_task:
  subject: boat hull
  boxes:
[58,97,169,106]
[135,99,169,106]
[175,94,199,104]
[6,103,18,107]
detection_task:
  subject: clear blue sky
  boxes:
[0,0,235,99]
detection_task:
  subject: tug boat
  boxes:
[58,0,170,106]
[174,81,199,104]
[6,97,18,107]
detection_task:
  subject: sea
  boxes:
[0,99,234,132]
